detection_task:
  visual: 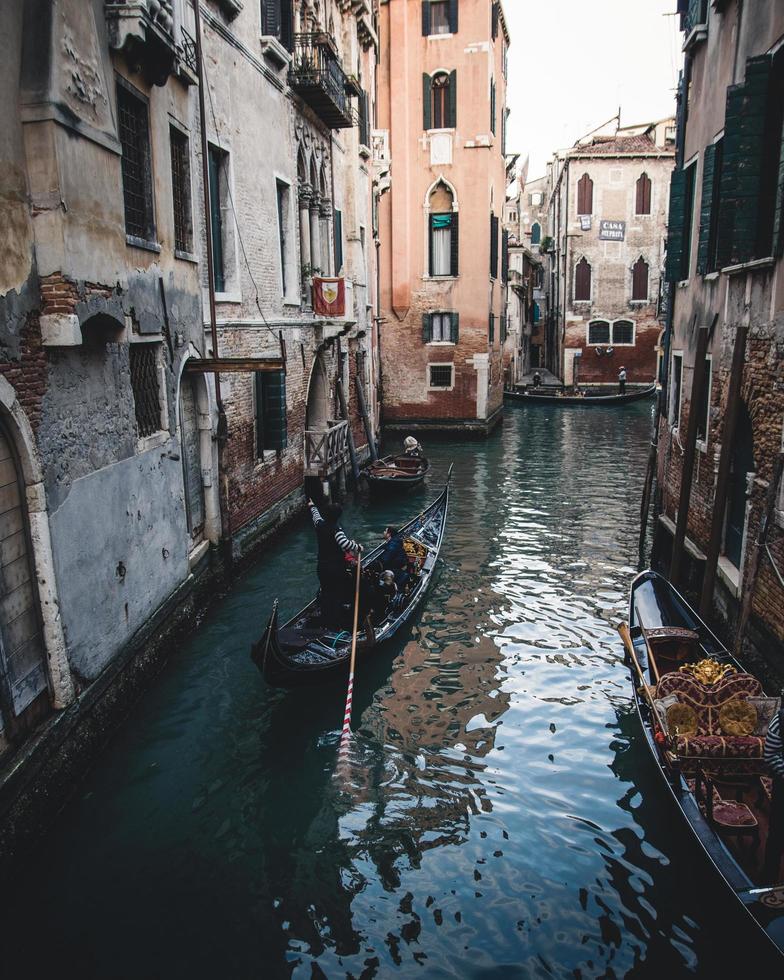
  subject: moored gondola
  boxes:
[363,452,430,491]
[252,467,451,688]
[505,384,656,406]
[622,570,784,960]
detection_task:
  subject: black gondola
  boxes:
[625,570,784,960]
[505,384,656,406]
[252,468,451,688]
[363,453,430,491]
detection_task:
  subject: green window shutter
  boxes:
[450,211,459,276]
[717,82,745,269]
[423,73,432,130]
[428,214,434,275]
[665,167,687,282]
[696,143,717,275]
[490,79,496,135]
[450,312,459,343]
[333,208,343,273]
[422,0,431,35]
[492,2,499,39]
[254,371,265,456]
[448,70,457,127]
[449,0,458,33]
[422,313,432,343]
[208,147,225,293]
[773,112,784,258]
[501,228,509,282]
[256,370,287,452]
[490,214,499,278]
[488,313,495,342]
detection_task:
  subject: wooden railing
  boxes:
[304,420,350,477]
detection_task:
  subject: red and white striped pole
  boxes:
[338,552,363,763]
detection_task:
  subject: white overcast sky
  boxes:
[504,0,683,179]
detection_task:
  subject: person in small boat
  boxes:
[403,435,423,458]
[308,498,362,627]
[380,526,409,589]
[763,703,784,882]
[618,366,627,394]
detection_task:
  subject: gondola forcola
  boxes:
[505,384,656,406]
[621,570,784,960]
[251,466,452,688]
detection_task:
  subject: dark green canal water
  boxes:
[3,403,776,977]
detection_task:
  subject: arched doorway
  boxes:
[725,402,754,569]
[0,418,49,737]
[178,373,206,542]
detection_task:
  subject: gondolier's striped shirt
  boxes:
[764,712,784,781]
[309,504,360,555]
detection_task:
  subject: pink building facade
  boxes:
[377,0,510,433]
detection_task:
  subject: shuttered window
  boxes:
[501,228,509,283]
[696,139,722,274]
[424,71,456,130]
[490,79,496,135]
[423,0,458,35]
[491,1,499,39]
[255,370,287,454]
[577,173,593,216]
[261,0,293,50]
[530,222,541,245]
[696,357,712,443]
[430,212,458,276]
[333,208,343,273]
[489,213,499,278]
[488,312,495,342]
[500,314,507,343]
[208,145,226,293]
[631,258,648,301]
[422,311,459,343]
[574,258,591,301]
[635,173,652,215]
[170,126,192,253]
[665,161,696,281]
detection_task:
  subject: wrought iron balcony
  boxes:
[289,33,354,130]
[304,421,350,478]
[105,1,178,86]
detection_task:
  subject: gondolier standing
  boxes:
[618,366,627,394]
[764,702,784,882]
[308,499,362,627]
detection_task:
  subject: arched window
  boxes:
[530,221,541,245]
[424,71,456,129]
[612,319,634,344]
[577,173,593,216]
[632,257,649,301]
[432,72,451,129]
[428,182,458,276]
[574,257,591,300]
[635,172,651,215]
[588,320,610,344]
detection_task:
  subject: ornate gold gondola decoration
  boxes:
[678,658,736,685]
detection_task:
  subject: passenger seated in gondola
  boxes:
[308,498,362,627]
[380,526,409,590]
[403,435,424,458]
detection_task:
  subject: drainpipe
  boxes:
[193,0,231,559]
[561,157,570,382]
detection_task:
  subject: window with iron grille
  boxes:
[588,320,610,344]
[170,127,192,254]
[429,364,453,388]
[130,344,163,438]
[117,81,155,242]
[612,320,634,345]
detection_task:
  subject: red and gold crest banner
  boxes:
[312,277,345,317]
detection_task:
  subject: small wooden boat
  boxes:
[252,468,451,688]
[363,453,430,491]
[624,570,784,960]
[505,384,656,406]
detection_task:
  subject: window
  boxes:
[423,0,457,35]
[488,312,495,342]
[429,210,459,277]
[696,356,712,445]
[588,320,610,345]
[631,258,649,301]
[574,257,591,301]
[489,213,499,278]
[530,192,543,206]
[333,208,343,273]
[697,137,723,274]
[491,1,499,39]
[665,159,696,281]
[429,364,453,388]
[130,343,163,438]
[670,352,683,426]
[117,81,155,243]
[276,180,289,294]
[208,145,228,292]
[170,126,192,254]
[530,222,541,245]
[261,0,293,50]
[490,78,496,135]
[255,369,287,454]
[577,173,593,216]
[501,228,509,283]
[500,314,507,343]
[358,90,370,148]
[635,173,652,215]
[613,320,634,345]
[426,71,456,129]
[423,311,458,343]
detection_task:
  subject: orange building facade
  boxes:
[377,0,510,433]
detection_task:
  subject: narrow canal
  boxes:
[3,403,774,977]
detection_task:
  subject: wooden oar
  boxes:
[618,622,659,720]
[338,552,363,761]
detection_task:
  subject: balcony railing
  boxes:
[304,421,350,477]
[289,33,354,130]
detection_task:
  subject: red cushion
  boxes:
[674,734,765,759]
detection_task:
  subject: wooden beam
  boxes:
[184,358,284,374]
[670,316,715,586]
[699,323,748,618]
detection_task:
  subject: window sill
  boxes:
[137,430,170,454]
[427,341,455,346]
[260,36,291,70]
[126,235,161,253]
[717,556,741,598]
[423,275,458,282]
[215,290,242,304]
[722,256,775,276]
[677,279,690,288]
[428,386,454,392]
[175,249,198,263]
[683,25,708,52]
[703,271,720,281]
[359,143,371,159]
[426,32,454,40]
[629,300,648,306]
[426,127,456,135]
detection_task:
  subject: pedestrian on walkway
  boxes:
[618,366,627,394]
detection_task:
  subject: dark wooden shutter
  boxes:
[490,79,496,134]
[423,73,432,130]
[774,115,784,257]
[449,0,458,33]
[422,313,432,342]
[257,370,287,452]
[333,208,343,273]
[450,211,459,276]
[574,258,591,300]
[280,0,293,50]
[501,228,509,283]
[261,0,280,37]
[665,167,687,281]
[208,146,225,293]
[448,70,457,127]
[636,173,651,214]
[490,213,499,278]
[696,143,717,274]
[577,173,592,215]
[632,258,648,301]
[450,312,459,343]
[492,1,499,39]
[422,1,431,35]
[488,313,495,342]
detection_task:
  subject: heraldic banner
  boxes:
[312,277,346,317]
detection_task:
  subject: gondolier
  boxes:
[764,703,784,883]
[308,499,362,627]
[618,366,627,394]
